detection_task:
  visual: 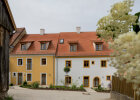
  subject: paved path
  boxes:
[8,86,112,100]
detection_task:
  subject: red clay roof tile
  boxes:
[10,31,112,56]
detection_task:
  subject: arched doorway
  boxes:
[93,77,100,87]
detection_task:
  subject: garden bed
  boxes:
[30,87,86,92]
[95,89,110,93]
[20,84,86,92]
[92,85,111,93]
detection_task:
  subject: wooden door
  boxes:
[83,76,89,87]
[94,77,100,87]
[18,73,23,85]
[41,74,46,85]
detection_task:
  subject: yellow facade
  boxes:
[9,55,55,86]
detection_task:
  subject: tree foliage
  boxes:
[96,0,137,41]
[133,12,140,33]
[110,32,140,94]
[96,0,140,94]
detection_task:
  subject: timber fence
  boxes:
[112,76,140,100]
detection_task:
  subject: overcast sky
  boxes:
[8,0,140,34]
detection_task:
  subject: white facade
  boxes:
[55,57,116,88]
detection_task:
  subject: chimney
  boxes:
[40,29,45,35]
[76,27,81,34]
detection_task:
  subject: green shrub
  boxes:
[49,84,54,89]
[71,84,77,90]
[9,83,13,86]
[4,96,14,100]
[80,84,84,89]
[94,85,104,91]
[98,85,103,90]
[64,67,70,73]
[23,81,28,86]
[31,82,39,88]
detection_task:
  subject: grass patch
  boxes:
[4,96,14,100]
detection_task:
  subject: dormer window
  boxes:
[21,43,27,50]
[60,39,64,44]
[21,42,32,51]
[93,41,103,51]
[41,42,46,50]
[96,44,103,51]
[40,41,50,50]
[70,44,77,52]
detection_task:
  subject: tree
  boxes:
[96,0,137,41]
[133,12,140,33]
[96,0,140,94]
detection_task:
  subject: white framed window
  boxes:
[17,58,23,66]
[41,58,47,65]
[12,72,17,77]
[26,73,32,82]
[26,58,32,70]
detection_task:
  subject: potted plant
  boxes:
[64,67,70,73]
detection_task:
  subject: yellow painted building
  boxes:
[9,30,59,86]
[10,55,55,86]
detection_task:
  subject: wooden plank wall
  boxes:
[0,26,9,97]
[112,76,140,100]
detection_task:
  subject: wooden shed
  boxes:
[0,0,16,99]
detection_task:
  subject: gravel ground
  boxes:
[8,86,112,100]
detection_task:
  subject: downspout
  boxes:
[53,34,60,86]
[53,55,55,85]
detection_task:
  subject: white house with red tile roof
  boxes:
[55,28,116,88]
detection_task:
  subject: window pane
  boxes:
[107,76,111,80]
[27,74,32,81]
[84,61,89,67]
[21,44,26,50]
[42,58,46,65]
[41,43,46,50]
[66,61,71,67]
[84,77,89,87]
[70,44,77,52]
[65,76,71,84]
[27,59,32,70]
[101,61,106,67]
[18,59,23,65]
[96,44,102,51]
